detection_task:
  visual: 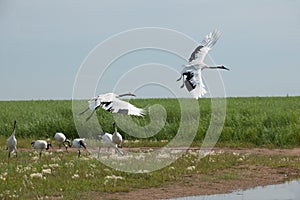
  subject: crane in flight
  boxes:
[80,92,144,121]
[177,29,229,99]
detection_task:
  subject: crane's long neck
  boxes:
[114,126,118,134]
[118,93,136,98]
[79,140,87,149]
[12,121,17,136]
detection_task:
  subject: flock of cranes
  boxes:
[6,120,121,158]
[5,30,229,158]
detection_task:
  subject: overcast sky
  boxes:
[1,0,300,100]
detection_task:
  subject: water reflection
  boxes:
[172,180,300,200]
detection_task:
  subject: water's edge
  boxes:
[172,180,300,200]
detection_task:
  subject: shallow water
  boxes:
[172,180,300,200]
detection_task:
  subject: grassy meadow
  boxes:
[1,148,300,199]
[0,96,300,147]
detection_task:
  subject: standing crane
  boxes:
[7,120,17,158]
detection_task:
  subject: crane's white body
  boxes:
[98,122,124,156]
[54,132,71,151]
[178,30,228,99]
[81,92,144,121]
[100,133,115,148]
[31,140,51,157]
[7,120,17,158]
[98,132,123,156]
[112,123,122,148]
[73,138,87,157]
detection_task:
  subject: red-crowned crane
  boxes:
[80,92,144,121]
[177,30,229,99]
[7,120,17,158]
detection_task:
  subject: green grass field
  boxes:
[1,96,300,147]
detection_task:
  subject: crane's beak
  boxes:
[221,66,230,71]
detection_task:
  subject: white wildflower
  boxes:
[188,151,198,157]
[137,169,149,173]
[89,164,96,169]
[49,163,59,168]
[186,166,195,171]
[30,173,43,179]
[65,162,74,167]
[105,175,124,180]
[103,179,109,185]
[45,151,52,156]
[32,156,39,161]
[51,157,61,162]
[71,174,79,179]
[42,168,52,175]
[86,173,94,178]
[0,176,6,181]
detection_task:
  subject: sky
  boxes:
[1,0,300,100]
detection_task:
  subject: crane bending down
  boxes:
[177,29,229,99]
[80,92,144,121]
[73,138,87,158]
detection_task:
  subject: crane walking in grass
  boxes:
[7,120,17,158]
[80,92,144,121]
[54,132,71,152]
[177,29,229,99]
[31,140,52,158]
[73,138,87,158]
[98,131,123,157]
[112,122,123,149]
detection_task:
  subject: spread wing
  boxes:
[188,30,221,64]
[183,68,207,99]
[110,98,144,116]
[88,93,116,111]
[88,94,144,116]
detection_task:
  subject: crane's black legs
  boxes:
[79,108,89,115]
[86,110,96,121]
